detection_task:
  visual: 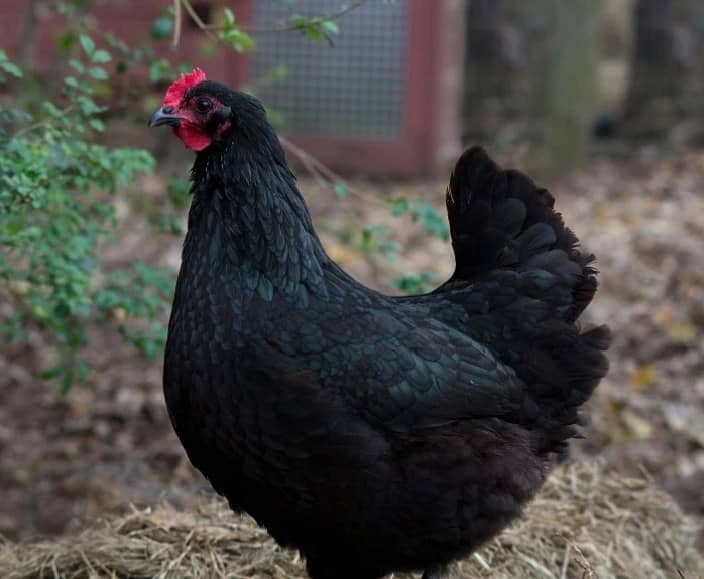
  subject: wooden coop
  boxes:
[245,0,465,175]
[5,0,465,176]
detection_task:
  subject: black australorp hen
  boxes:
[150,69,610,579]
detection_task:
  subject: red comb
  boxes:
[163,68,207,107]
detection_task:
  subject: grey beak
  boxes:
[148,107,182,128]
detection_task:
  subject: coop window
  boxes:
[251,0,408,139]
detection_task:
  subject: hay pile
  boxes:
[1,463,702,579]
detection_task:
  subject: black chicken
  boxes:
[149,69,610,579]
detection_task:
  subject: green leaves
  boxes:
[79,34,96,57]
[218,8,255,53]
[149,58,175,83]
[333,182,347,199]
[96,261,175,360]
[392,273,438,295]
[73,34,111,88]
[79,34,111,63]
[151,16,174,40]
[388,197,450,241]
[289,14,340,44]
[88,66,108,80]
[0,42,160,391]
[358,225,402,260]
[0,50,22,80]
[91,50,111,64]
[321,20,340,36]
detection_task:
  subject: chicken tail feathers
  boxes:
[518,322,611,454]
[443,146,610,454]
[446,146,597,322]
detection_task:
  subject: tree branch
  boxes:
[279,136,383,206]
[10,106,74,140]
[179,0,218,41]
[172,0,183,48]
[189,0,367,33]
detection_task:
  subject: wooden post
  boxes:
[539,0,600,171]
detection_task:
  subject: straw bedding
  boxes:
[1,462,702,578]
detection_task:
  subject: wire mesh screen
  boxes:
[252,1,408,139]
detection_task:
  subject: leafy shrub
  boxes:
[0,43,168,390]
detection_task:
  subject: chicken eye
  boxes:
[195,98,212,113]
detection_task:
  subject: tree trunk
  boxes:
[624,0,704,140]
[463,0,599,173]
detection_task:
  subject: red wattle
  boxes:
[173,125,212,151]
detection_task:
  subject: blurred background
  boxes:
[1,0,703,559]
